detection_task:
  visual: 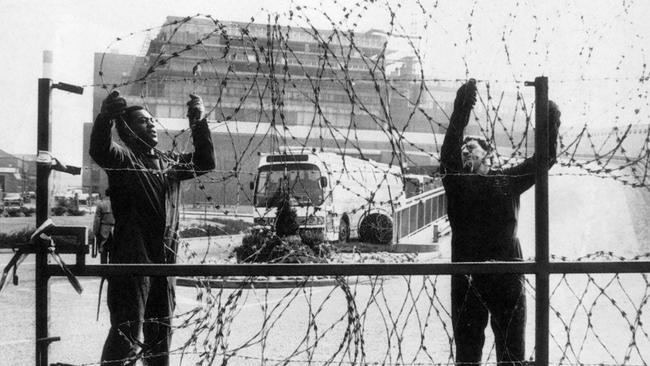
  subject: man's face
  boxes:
[126,109,158,147]
[461,139,488,173]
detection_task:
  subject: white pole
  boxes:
[42,50,53,79]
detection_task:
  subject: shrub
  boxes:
[234,191,330,263]
[67,208,87,216]
[51,205,67,216]
[21,207,35,217]
[0,227,33,247]
[4,207,25,217]
[234,229,273,262]
[51,197,86,216]
[299,229,324,248]
[299,229,335,257]
[235,229,327,264]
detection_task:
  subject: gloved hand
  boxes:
[186,93,205,123]
[454,78,477,112]
[100,90,127,117]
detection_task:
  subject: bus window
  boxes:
[254,164,324,207]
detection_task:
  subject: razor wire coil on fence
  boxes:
[7,0,650,365]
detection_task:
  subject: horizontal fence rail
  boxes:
[47,261,650,278]
[39,258,650,366]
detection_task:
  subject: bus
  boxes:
[250,150,405,244]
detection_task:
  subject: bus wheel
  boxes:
[359,213,392,245]
[338,217,350,244]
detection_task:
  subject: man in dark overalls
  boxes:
[90,91,215,365]
[93,189,114,264]
[441,79,560,365]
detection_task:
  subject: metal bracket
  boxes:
[36,336,61,345]
[36,151,81,175]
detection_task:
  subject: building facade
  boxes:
[0,149,36,198]
[83,16,455,205]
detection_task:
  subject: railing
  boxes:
[392,187,447,244]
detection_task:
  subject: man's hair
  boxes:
[116,105,145,143]
[462,135,492,152]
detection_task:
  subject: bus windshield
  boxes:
[254,163,324,207]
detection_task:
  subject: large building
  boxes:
[83,16,456,205]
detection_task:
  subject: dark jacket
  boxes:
[441,102,558,262]
[89,115,215,264]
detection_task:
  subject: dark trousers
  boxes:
[101,275,175,366]
[452,273,527,366]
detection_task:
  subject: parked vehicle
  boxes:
[250,149,405,244]
[3,193,24,207]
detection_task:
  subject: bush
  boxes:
[4,207,25,217]
[0,227,34,247]
[51,205,67,216]
[299,228,323,248]
[51,197,87,216]
[299,229,336,257]
[21,207,35,217]
[233,191,331,263]
[235,229,327,263]
[67,208,87,216]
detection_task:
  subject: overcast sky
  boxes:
[0,0,648,165]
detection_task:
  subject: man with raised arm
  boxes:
[440,79,561,365]
[90,91,215,366]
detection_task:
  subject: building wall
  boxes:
[0,150,36,197]
[82,17,463,205]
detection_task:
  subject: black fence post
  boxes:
[534,76,550,366]
[35,77,52,366]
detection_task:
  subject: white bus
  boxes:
[251,150,405,244]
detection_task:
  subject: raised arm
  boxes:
[440,79,477,174]
[89,91,130,169]
[501,100,561,193]
[174,94,216,181]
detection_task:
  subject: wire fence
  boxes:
[46,253,650,365]
[3,0,650,365]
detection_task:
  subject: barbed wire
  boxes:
[43,0,650,364]
[52,253,650,365]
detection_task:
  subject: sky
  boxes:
[0,0,648,166]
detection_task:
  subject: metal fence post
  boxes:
[36,77,52,366]
[533,76,550,366]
